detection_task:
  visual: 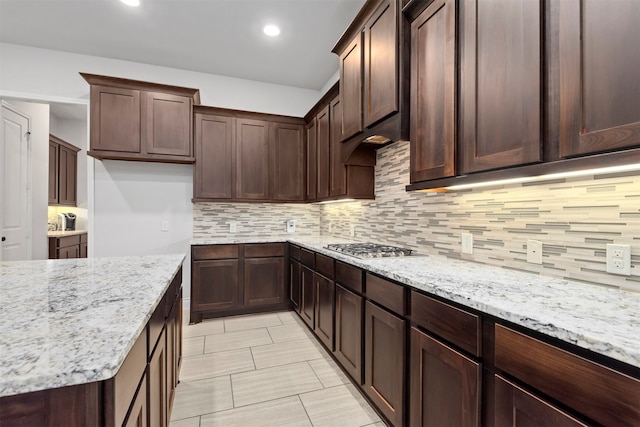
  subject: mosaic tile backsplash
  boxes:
[321,140,640,292]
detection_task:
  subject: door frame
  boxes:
[1,100,32,260]
[0,91,92,257]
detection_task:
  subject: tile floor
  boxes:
[170,310,385,427]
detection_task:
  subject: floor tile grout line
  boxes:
[306,360,326,389]
[229,390,324,412]
[296,394,316,427]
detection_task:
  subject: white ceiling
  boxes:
[0,0,366,91]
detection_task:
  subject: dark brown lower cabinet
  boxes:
[148,328,167,427]
[409,327,480,427]
[300,265,315,328]
[244,257,285,306]
[334,284,363,384]
[191,259,240,313]
[48,233,88,259]
[314,273,334,351]
[494,375,587,427]
[365,301,405,427]
[124,377,148,427]
[289,258,301,310]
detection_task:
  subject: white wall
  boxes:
[3,100,49,260]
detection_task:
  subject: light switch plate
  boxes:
[527,240,543,264]
[286,220,295,233]
[461,233,473,254]
[229,221,237,233]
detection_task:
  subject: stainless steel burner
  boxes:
[325,242,413,259]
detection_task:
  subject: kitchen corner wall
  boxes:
[193,202,320,239]
[321,140,640,293]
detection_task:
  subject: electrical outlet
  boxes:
[286,220,295,233]
[350,225,356,237]
[161,220,169,232]
[328,222,332,233]
[527,240,543,264]
[461,233,473,254]
[229,221,237,233]
[606,244,631,275]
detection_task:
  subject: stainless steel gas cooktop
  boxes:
[325,242,413,259]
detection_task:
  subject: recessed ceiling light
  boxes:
[263,25,280,37]
[120,0,140,7]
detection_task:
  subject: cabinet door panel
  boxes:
[410,328,480,427]
[194,113,234,199]
[340,33,363,141]
[300,265,315,328]
[316,106,330,199]
[192,259,239,312]
[244,257,285,306]
[334,285,363,384]
[306,119,317,200]
[314,273,334,350]
[58,146,77,206]
[363,0,398,127]
[148,328,167,427]
[558,0,640,157]
[271,122,305,201]
[290,259,301,310]
[236,118,269,199]
[410,0,456,182]
[91,85,141,153]
[495,375,587,427]
[124,376,147,427]
[365,301,405,426]
[329,96,346,197]
[145,92,192,157]
[48,142,59,204]
[460,0,542,173]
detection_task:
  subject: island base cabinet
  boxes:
[334,284,363,384]
[494,375,587,427]
[409,327,480,427]
[124,376,148,427]
[364,301,405,427]
[148,328,167,427]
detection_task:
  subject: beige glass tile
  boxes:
[251,339,325,369]
[277,310,302,325]
[200,396,312,427]
[267,323,312,343]
[308,358,350,388]
[182,318,225,337]
[231,361,323,407]
[224,312,283,332]
[170,376,233,421]
[299,384,381,426]
[204,328,272,353]
[182,336,204,357]
[169,416,200,427]
[180,348,255,381]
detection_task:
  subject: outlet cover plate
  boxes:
[527,240,543,264]
[606,244,631,275]
[461,233,473,254]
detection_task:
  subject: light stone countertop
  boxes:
[47,230,88,237]
[192,236,640,368]
[0,254,185,397]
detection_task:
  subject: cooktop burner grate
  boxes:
[325,242,413,259]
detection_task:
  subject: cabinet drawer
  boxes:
[336,261,363,293]
[301,248,315,268]
[411,292,480,357]
[58,235,80,248]
[315,253,334,279]
[290,244,301,261]
[244,243,284,258]
[192,245,238,260]
[494,324,640,427]
[105,328,147,427]
[366,273,405,315]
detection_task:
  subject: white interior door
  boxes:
[0,102,31,261]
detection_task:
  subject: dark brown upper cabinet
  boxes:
[329,95,347,197]
[49,134,80,207]
[81,73,200,164]
[193,112,234,200]
[271,122,305,201]
[333,0,409,146]
[305,118,318,201]
[192,106,305,202]
[235,118,270,200]
[556,0,640,158]
[409,0,456,183]
[316,105,331,200]
[459,0,542,174]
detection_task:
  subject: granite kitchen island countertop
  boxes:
[0,254,185,397]
[192,236,640,368]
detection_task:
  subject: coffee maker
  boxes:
[58,213,76,231]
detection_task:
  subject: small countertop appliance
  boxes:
[58,213,76,231]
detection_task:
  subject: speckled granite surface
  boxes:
[0,254,184,397]
[192,237,640,368]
